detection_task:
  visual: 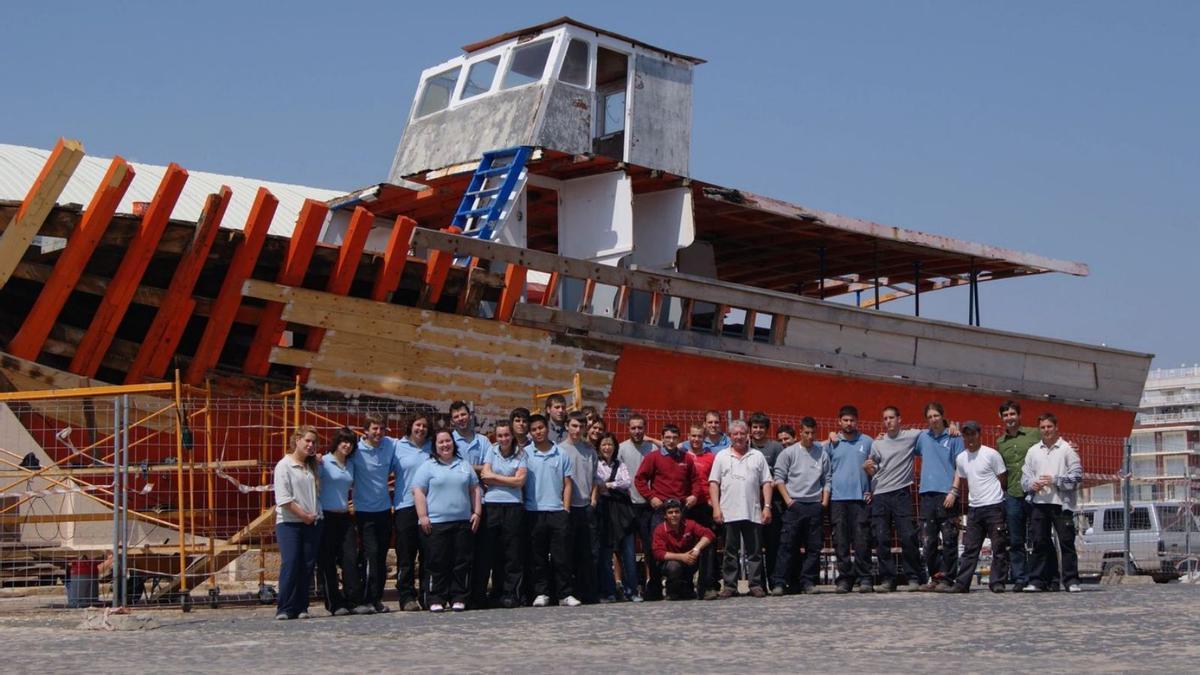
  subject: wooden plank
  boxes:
[243,199,328,377]
[184,188,278,384]
[420,226,460,308]
[280,305,421,342]
[0,138,86,289]
[298,206,373,382]
[648,291,664,325]
[8,156,134,360]
[712,303,728,335]
[770,314,788,346]
[370,216,417,301]
[410,229,1147,366]
[577,278,596,314]
[456,264,502,317]
[496,265,526,323]
[70,163,188,378]
[126,187,232,383]
[742,309,757,340]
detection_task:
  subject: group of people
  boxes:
[271,395,1085,619]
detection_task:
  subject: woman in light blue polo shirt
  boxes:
[317,427,360,616]
[480,422,527,609]
[393,414,433,612]
[413,429,482,612]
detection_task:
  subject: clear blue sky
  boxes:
[4,1,1196,368]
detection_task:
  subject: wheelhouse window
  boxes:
[501,39,553,89]
[559,39,590,86]
[601,90,626,135]
[415,66,461,117]
[461,56,500,100]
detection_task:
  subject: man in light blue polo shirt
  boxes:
[450,401,487,470]
[523,414,580,607]
[916,402,965,590]
[351,413,402,613]
[560,411,600,604]
[826,405,874,593]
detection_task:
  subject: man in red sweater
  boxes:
[652,499,715,600]
[635,424,707,600]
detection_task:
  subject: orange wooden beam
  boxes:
[69,163,188,378]
[420,226,460,308]
[0,138,86,289]
[297,206,373,382]
[8,156,134,360]
[125,187,232,383]
[369,216,416,302]
[242,199,328,377]
[184,188,278,385]
[496,264,526,323]
[541,271,560,307]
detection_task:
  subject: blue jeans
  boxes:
[1005,494,1058,586]
[276,520,323,617]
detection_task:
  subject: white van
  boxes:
[1076,502,1200,582]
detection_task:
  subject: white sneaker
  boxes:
[1067,584,1083,593]
[296,612,311,619]
[532,595,550,607]
[451,602,466,612]
[274,612,290,620]
[1023,584,1042,592]
[562,595,582,607]
[429,603,445,613]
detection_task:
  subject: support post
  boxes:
[0,138,86,289]
[370,216,417,301]
[913,260,921,317]
[496,264,527,323]
[127,187,231,383]
[71,163,189,377]
[243,199,328,377]
[184,188,277,384]
[818,245,826,300]
[1123,438,1132,575]
[420,226,461,308]
[9,156,134,359]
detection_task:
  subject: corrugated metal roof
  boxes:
[0,143,345,237]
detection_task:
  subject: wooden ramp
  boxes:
[146,506,275,602]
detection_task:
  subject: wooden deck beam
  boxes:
[0,138,85,289]
[8,156,134,360]
[184,188,278,384]
[419,226,460,308]
[70,163,188,378]
[242,199,328,377]
[126,187,231,383]
[496,264,527,322]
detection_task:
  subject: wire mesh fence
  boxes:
[0,382,1153,613]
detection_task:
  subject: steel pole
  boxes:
[110,397,120,608]
[1123,438,1132,575]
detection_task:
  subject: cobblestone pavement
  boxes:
[1,584,1197,673]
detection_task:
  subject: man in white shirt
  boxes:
[709,420,773,599]
[939,421,1009,594]
[1020,412,1084,592]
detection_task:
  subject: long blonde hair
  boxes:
[290,425,321,491]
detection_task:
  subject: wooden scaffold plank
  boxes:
[70,163,188,378]
[242,199,328,377]
[184,188,278,384]
[8,156,134,360]
[0,138,86,289]
[125,186,232,383]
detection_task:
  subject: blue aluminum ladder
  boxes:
[452,147,532,254]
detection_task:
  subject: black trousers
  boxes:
[955,503,1009,589]
[871,489,925,585]
[660,559,700,599]
[422,520,473,605]
[481,503,525,603]
[830,500,872,585]
[772,501,823,589]
[1029,503,1080,588]
[357,510,393,604]
[722,520,764,591]
[569,506,599,603]
[688,503,719,592]
[393,507,422,606]
[529,510,574,599]
[920,492,960,581]
[317,511,361,612]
